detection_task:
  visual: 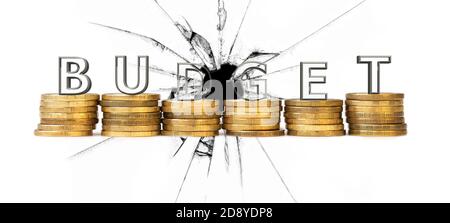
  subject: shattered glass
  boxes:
[72,0,368,202]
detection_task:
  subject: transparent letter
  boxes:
[357,56,391,94]
[59,57,91,95]
[300,62,327,100]
[176,63,204,99]
[115,56,149,95]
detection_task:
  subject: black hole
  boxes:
[201,63,243,101]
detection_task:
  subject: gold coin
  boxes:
[285,118,343,125]
[40,118,98,125]
[40,100,98,107]
[284,112,341,119]
[346,93,404,101]
[38,124,94,131]
[34,130,92,137]
[162,99,219,107]
[285,106,342,113]
[161,130,219,137]
[225,130,285,137]
[346,117,405,124]
[223,123,279,131]
[163,119,220,125]
[163,112,221,119]
[40,112,97,119]
[349,129,407,136]
[224,99,280,107]
[346,100,403,107]
[163,124,221,132]
[100,100,158,107]
[287,130,345,137]
[285,99,343,107]
[101,130,160,137]
[286,124,344,131]
[224,112,280,119]
[349,123,407,131]
[102,107,160,113]
[41,93,99,101]
[346,111,404,118]
[346,106,403,112]
[161,106,219,114]
[102,93,160,101]
[223,117,279,125]
[102,118,160,126]
[103,125,160,131]
[103,112,160,119]
[40,106,98,113]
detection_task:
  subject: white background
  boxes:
[0,0,449,202]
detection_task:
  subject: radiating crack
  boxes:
[227,0,252,62]
[256,138,297,203]
[153,0,214,69]
[175,138,206,202]
[174,144,198,203]
[67,137,114,160]
[205,138,215,177]
[172,137,188,157]
[257,64,300,79]
[128,62,197,81]
[91,22,192,63]
[224,135,230,170]
[216,0,227,66]
[262,0,368,65]
[174,136,216,202]
[236,136,244,187]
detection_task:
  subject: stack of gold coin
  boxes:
[223,99,284,137]
[161,99,221,137]
[284,99,345,137]
[346,93,407,136]
[100,93,161,137]
[35,93,99,137]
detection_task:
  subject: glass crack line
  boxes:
[128,62,197,81]
[206,144,214,178]
[224,135,230,170]
[236,136,244,187]
[172,137,188,157]
[227,0,252,62]
[90,22,192,64]
[263,0,368,65]
[256,138,297,203]
[67,137,114,160]
[152,0,211,68]
[175,139,202,202]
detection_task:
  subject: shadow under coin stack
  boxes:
[100,93,161,137]
[346,93,407,136]
[161,99,221,137]
[35,94,99,137]
[223,99,284,137]
[284,99,345,137]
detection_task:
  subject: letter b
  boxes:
[59,57,91,95]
